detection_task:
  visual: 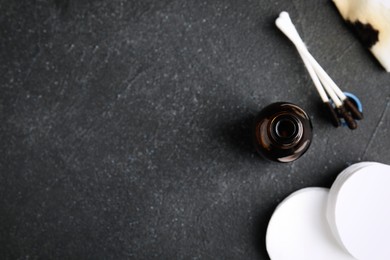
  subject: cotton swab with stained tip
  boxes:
[276,12,358,129]
[275,13,345,128]
[276,12,362,127]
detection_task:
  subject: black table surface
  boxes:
[1,0,389,259]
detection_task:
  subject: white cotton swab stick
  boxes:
[298,50,341,127]
[276,12,358,129]
[277,13,343,98]
[275,13,341,107]
[300,53,328,103]
[288,24,363,121]
[275,14,341,126]
[277,12,363,121]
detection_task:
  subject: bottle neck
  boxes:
[269,114,303,146]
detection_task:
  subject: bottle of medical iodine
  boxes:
[253,102,313,163]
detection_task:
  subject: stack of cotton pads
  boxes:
[266,162,390,260]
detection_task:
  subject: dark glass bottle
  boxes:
[253,102,313,163]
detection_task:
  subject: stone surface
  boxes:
[0,0,389,259]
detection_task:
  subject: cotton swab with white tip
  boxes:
[276,15,350,129]
[277,12,363,124]
[276,12,360,129]
[275,13,342,108]
[277,12,345,103]
[276,14,348,127]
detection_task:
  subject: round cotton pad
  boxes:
[327,163,390,260]
[266,188,355,260]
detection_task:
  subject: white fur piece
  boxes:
[333,0,390,72]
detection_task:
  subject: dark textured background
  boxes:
[1,0,389,259]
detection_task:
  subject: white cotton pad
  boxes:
[327,162,390,260]
[266,188,356,260]
[326,162,376,246]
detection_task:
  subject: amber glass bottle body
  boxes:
[253,102,313,163]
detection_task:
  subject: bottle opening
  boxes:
[275,118,297,139]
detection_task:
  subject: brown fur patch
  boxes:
[346,20,379,49]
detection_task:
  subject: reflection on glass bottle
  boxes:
[253,102,313,163]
